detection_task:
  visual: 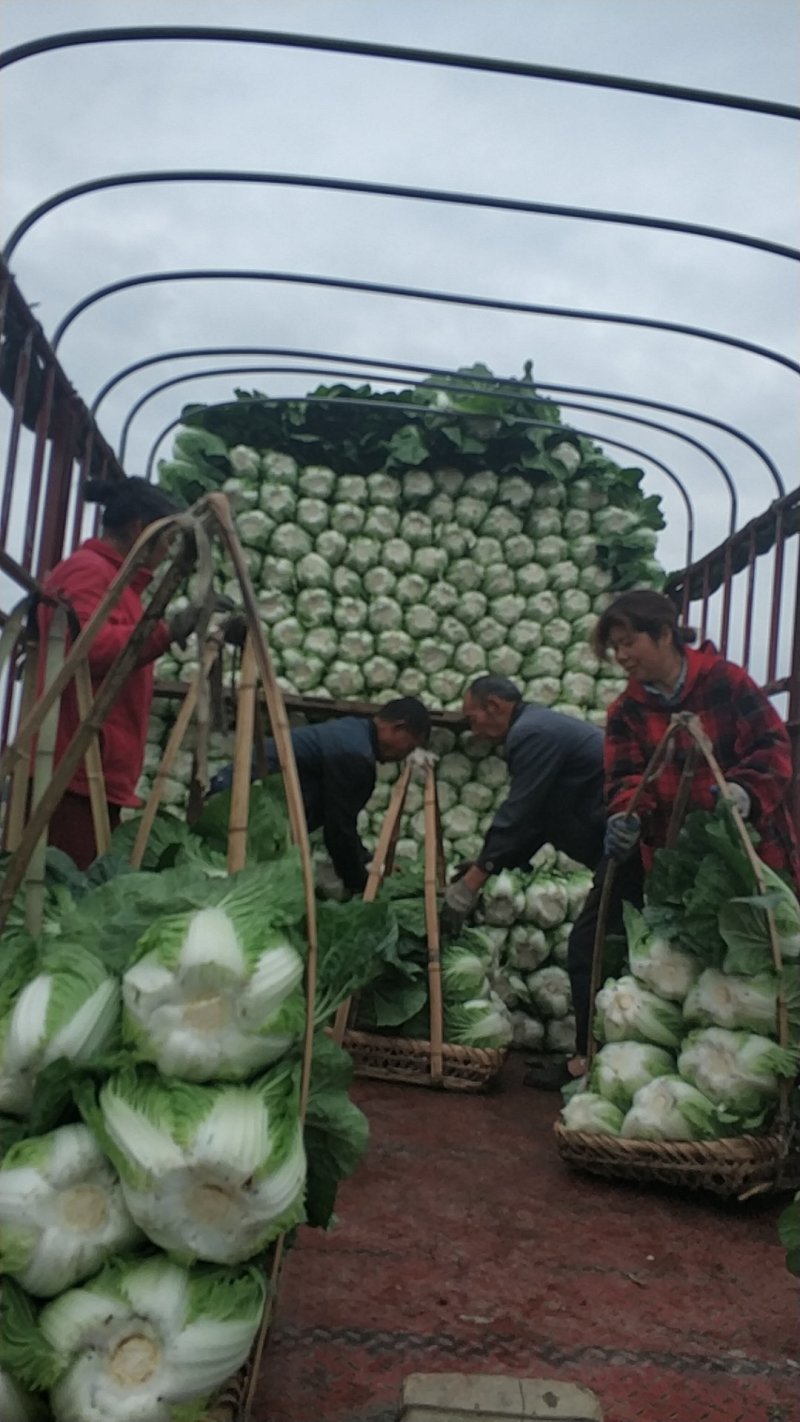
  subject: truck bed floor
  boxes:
[255,1054,799,1422]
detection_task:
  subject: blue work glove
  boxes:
[711,782,751,819]
[604,812,642,862]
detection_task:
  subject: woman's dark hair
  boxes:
[84,477,181,533]
[592,589,697,658]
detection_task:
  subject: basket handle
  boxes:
[330,760,412,1045]
[423,761,444,1083]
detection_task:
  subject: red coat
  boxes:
[604,642,800,885]
[38,539,171,807]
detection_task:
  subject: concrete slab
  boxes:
[399,1372,603,1420]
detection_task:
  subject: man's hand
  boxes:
[711,782,751,819]
[440,876,480,935]
[604,812,641,862]
[167,604,202,649]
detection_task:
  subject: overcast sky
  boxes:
[1,0,798,590]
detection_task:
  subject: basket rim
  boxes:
[341,1026,507,1067]
[553,1120,791,1163]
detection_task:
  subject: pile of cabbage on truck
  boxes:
[144,366,664,1052]
[0,796,397,1421]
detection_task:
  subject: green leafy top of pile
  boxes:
[159,363,664,591]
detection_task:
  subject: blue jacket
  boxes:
[210,716,377,891]
[477,703,605,873]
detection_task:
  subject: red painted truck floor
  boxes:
[254,1055,800,1422]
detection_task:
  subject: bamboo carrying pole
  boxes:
[331,760,413,1045]
[423,761,444,1082]
[227,637,258,874]
[24,607,67,935]
[3,611,38,854]
[73,658,112,858]
[206,494,318,1123]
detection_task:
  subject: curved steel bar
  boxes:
[91,343,787,497]
[7,169,798,266]
[50,268,800,379]
[1,26,798,119]
[535,381,785,496]
[118,360,727,534]
[143,390,695,566]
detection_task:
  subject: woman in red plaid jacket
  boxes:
[565,588,799,1079]
[593,589,800,883]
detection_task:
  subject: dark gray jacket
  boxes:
[210,716,377,891]
[476,703,605,873]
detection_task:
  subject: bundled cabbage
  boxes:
[0,1124,140,1297]
[623,904,699,1002]
[677,1028,799,1125]
[0,947,119,1118]
[590,1042,675,1113]
[682,968,789,1038]
[10,1255,265,1422]
[560,1092,624,1135]
[621,1076,722,1141]
[594,975,684,1050]
[440,941,491,1001]
[444,993,513,1050]
[122,870,306,1082]
[81,1064,307,1264]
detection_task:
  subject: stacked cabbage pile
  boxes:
[0,800,394,1421]
[561,810,800,1141]
[478,849,593,1053]
[143,370,665,1055]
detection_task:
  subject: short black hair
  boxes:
[84,476,182,533]
[376,697,431,744]
[466,675,523,705]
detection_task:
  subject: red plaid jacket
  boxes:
[604,642,800,885]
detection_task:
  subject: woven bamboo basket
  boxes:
[332,758,507,1092]
[341,1027,506,1092]
[554,713,797,1200]
[0,498,318,1421]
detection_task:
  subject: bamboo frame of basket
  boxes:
[0,592,114,931]
[554,711,795,1199]
[1,599,40,855]
[0,503,313,1421]
[0,506,214,933]
[105,506,318,1422]
[336,758,507,1092]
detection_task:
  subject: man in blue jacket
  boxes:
[210,698,430,893]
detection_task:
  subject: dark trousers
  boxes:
[566,853,646,1056]
[47,791,121,871]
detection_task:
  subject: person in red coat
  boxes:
[594,589,800,884]
[37,476,198,870]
